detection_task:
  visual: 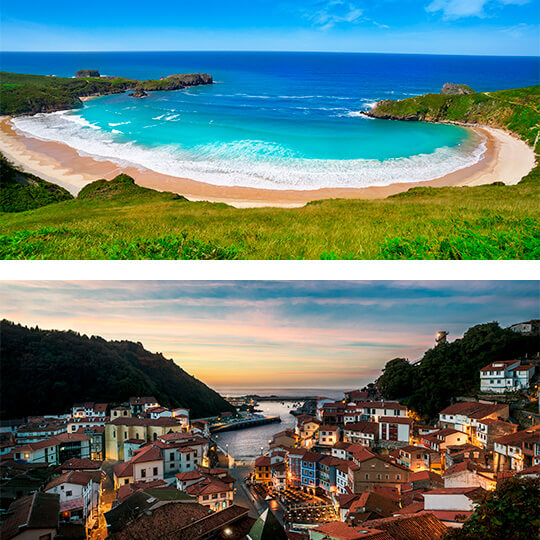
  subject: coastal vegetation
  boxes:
[367,85,540,150]
[0,154,73,212]
[0,319,236,419]
[0,171,539,259]
[445,477,540,540]
[0,71,212,115]
[376,322,538,420]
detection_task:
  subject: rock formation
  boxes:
[75,69,100,78]
[441,83,474,95]
[131,89,148,98]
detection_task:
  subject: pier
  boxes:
[210,415,281,433]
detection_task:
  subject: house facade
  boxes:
[480,360,536,393]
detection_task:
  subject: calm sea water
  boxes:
[3,52,539,189]
[213,388,347,461]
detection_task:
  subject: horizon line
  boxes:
[2,49,539,59]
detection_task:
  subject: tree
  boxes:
[376,358,414,398]
[445,477,540,540]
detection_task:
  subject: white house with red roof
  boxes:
[480,360,535,393]
[113,444,164,488]
[378,416,413,444]
[422,487,486,528]
[175,468,235,511]
[129,396,159,416]
[493,425,540,472]
[12,433,91,465]
[421,428,468,452]
[318,425,340,446]
[343,421,378,447]
[71,402,108,419]
[45,470,103,529]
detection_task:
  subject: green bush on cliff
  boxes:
[0,154,73,212]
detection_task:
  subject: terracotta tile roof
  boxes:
[114,461,134,478]
[348,491,399,517]
[320,425,340,432]
[117,479,167,503]
[508,364,535,371]
[410,470,443,483]
[271,462,287,473]
[109,417,180,427]
[186,477,231,497]
[312,521,392,540]
[443,460,489,477]
[518,464,540,475]
[363,513,448,539]
[45,470,102,490]
[371,485,401,503]
[439,401,505,419]
[301,451,323,463]
[480,360,519,371]
[398,445,427,454]
[379,417,413,425]
[255,456,272,467]
[417,509,473,522]
[131,444,163,464]
[175,470,204,481]
[0,492,60,540]
[398,501,425,514]
[494,427,540,446]
[424,487,486,500]
[345,421,378,434]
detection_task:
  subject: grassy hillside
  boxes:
[0,320,236,419]
[367,85,540,150]
[0,172,538,259]
[0,154,74,212]
[0,71,212,115]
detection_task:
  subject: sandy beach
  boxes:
[0,116,535,208]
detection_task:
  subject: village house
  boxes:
[421,428,468,452]
[509,319,539,335]
[147,406,173,419]
[321,402,349,425]
[45,470,103,529]
[270,429,298,448]
[344,390,369,403]
[343,421,378,447]
[0,492,60,540]
[13,432,91,465]
[438,401,509,439]
[67,416,108,433]
[443,460,496,490]
[301,451,323,492]
[422,487,486,528]
[480,360,536,393]
[296,415,322,441]
[348,455,410,493]
[317,455,345,494]
[253,455,272,485]
[336,463,350,495]
[176,468,235,511]
[271,461,288,491]
[444,443,488,469]
[16,420,67,444]
[352,401,408,422]
[75,425,105,460]
[129,396,160,416]
[396,445,433,472]
[71,402,108,419]
[378,416,413,444]
[105,416,185,460]
[191,420,211,438]
[287,447,308,488]
[154,432,209,475]
[113,444,164,488]
[474,417,518,450]
[318,425,340,446]
[493,426,540,472]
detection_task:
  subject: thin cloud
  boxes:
[426,0,530,19]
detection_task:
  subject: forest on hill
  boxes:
[376,322,538,419]
[0,320,236,419]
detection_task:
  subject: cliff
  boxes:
[0,71,213,116]
[365,85,540,151]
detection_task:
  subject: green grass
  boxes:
[369,85,540,149]
[1,173,538,259]
[0,71,212,115]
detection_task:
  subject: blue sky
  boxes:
[1,281,538,390]
[1,0,538,55]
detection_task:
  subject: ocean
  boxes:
[2,52,538,190]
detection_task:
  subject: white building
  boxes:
[318,425,340,446]
[45,470,102,529]
[378,416,412,443]
[480,360,535,393]
[343,422,378,447]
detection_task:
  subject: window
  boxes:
[397,474,401,480]
[365,473,369,480]
[113,431,116,438]
[141,469,146,478]
[66,490,72,496]
[124,479,129,485]
[377,474,381,480]
[385,475,389,480]
[153,467,158,476]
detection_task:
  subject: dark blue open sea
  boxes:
[2,52,538,189]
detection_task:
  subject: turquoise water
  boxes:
[10,51,516,189]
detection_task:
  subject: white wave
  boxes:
[12,112,486,191]
[108,121,131,126]
[111,129,122,134]
[152,114,166,120]
[164,114,181,121]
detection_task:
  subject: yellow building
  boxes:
[105,417,184,460]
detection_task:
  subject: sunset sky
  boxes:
[1,281,538,391]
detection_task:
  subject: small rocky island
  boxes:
[75,69,100,78]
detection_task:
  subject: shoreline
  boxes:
[0,115,535,208]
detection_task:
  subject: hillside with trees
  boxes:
[0,320,235,419]
[376,322,538,419]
